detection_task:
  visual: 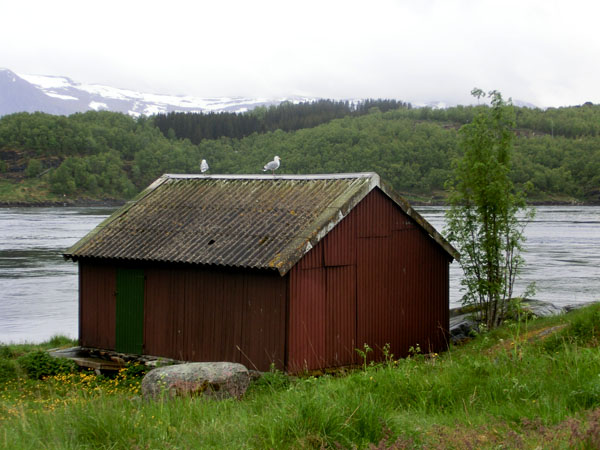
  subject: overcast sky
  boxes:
[2,0,599,107]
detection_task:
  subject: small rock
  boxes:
[449,314,478,342]
[141,362,250,400]
[520,299,565,318]
[248,370,263,382]
[564,301,598,313]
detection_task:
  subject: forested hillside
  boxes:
[1,101,599,205]
[153,99,409,143]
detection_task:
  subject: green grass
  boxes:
[0,178,61,204]
[2,307,600,448]
[0,177,124,205]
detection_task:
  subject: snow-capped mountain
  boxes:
[0,68,540,118]
[0,68,311,117]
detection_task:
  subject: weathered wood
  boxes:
[69,356,124,371]
[49,346,183,373]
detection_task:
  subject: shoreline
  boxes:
[0,199,126,208]
[2,199,598,208]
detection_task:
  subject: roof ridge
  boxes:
[162,172,378,181]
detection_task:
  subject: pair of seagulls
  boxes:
[199,156,281,175]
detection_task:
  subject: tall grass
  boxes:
[2,306,600,448]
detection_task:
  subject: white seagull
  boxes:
[262,156,281,174]
[200,159,209,173]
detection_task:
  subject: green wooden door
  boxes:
[115,268,145,354]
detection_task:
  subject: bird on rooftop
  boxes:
[200,159,209,173]
[262,156,281,175]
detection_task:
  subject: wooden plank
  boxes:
[70,356,124,371]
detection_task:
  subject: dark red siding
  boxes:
[288,188,450,371]
[79,261,285,372]
[144,266,286,371]
[143,268,180,358]
[79,261,116,350]
[326,265,357,366]
[288,263,326,372]
[324,210,357,266]
[297,242,324,269]
[390,228,450,356]
[357,235,393,359]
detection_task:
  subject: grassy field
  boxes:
[0,178,61,204]
[2,305,600,449]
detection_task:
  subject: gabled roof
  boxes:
[64,173,458,275]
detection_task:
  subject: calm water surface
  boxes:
[0,206,599,344]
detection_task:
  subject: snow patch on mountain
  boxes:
[0,69,312,117]
[45,92,78,100]
[89,101,108,111]
[19,74,73,89]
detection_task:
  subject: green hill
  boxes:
[1,102,599,205]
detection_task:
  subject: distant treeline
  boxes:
[413,101,600,138]
[153,99,411,143]
[0,100,599,203]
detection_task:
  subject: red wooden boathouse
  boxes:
[64,173,458,372]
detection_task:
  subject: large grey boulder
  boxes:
[142,362,250,400]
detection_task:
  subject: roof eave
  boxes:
[378,180,460,261]
[63,175,170,260]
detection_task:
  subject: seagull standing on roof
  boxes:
[200,159,209,173]
[262,156,281,175]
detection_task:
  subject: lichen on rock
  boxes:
[141,362,250,400]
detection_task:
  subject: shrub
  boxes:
[544,304,600,352]
[0,344,15,359]
[25,159,43,178]
[569,306,600,343]
[251,366,290,392]
[46,335,76,348]
[122,362,150,379]
[568,380,600,410]
[17,350,76,379]
[0,358,17,382]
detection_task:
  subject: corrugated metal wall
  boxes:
[143,266,286,371]
[288,264,326,372]
[326,265,357,366]
[79,261,286,372]
[390,227,450,356]
[79,261,116,350]
[288,188,450,371]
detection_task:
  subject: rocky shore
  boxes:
[449,299,597,342]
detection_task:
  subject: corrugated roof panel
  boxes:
[65,174,375,274]
[65,173,458,274]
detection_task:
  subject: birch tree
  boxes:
[446,89,534,329]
